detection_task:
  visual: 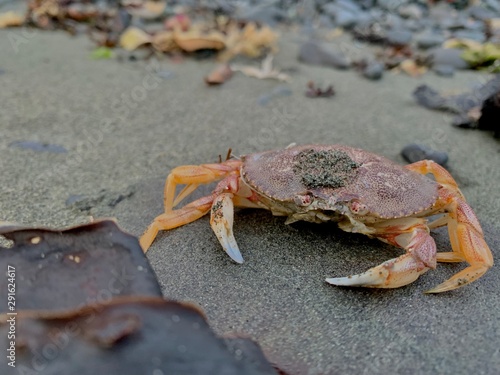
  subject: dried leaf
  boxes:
[220,22,278,61]
[205,64,233,85]
[165,14,191,32]
[66,3,99,22]
[305,81,335,98]
[443,38,500,72]
[152,31,176,52]
[120,26,151,51]
[399,59,427,77]
[0,11,24,28]
[174,29,226,52]
[231,55,290,82]
[125,0,166,19]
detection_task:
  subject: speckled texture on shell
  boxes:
[293,149,360,189]
[241,144,439,219]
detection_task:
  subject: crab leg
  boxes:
[140,160,242,252]
[164,160,242,212]
[327,220,436,289]
[425,190,493,293]
[405,160,493,293]
[140,195,214,251]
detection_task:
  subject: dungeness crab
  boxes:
[140,145,493,293]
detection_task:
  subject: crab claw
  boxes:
[210,193,244,264]
[327,228,436,289]
[326,253,430,288]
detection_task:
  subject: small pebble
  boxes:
[401,144,448,165]
[404,19,423,32]
[428,48,469,69]
[362,60,384,80]
[433,64,455,77]
[335,9,359,29]
[453,30,487,43]
[416,33,445,49]
[236,5,287,26]
[398,4,423,20]
[485,0,500,12]
[468,5,497,21]
[336,0,362,14]
[386,28,413,46]
[298,40,350,70]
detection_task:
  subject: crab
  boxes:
[140,144,493,293]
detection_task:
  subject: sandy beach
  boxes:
[1,19,499,374]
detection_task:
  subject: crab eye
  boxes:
[349,200,368,215]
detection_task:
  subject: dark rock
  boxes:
[336,0,362,14]
[418,17,434,29]
[317,14,334,29]
[478,92,500,138]
[401,144,449,165]
[468,5,497,21]
[298,40,350,69]
[429,3,455,24]
[322,1,363,29]
[335,9,359,29]
[405,19,423,32]
[352,23,387,44]
[413,85,448,110]
[235,4,287,26]
[484,0,500,13]
[453,29,487,43]
[464,19,486,32]
[386,28,413,46]
[368,7,385,22]
[413,75,500,114]
[416,33,445,49]
[452,113,476,128]
[353,11,374,28]
[322,3,339,17]
[432,65,455,77]
[361,60,384,80]
[358,0,376,9]
[433,64,455,77]
[383,13,405,29]
[378,0,406,12]
[427,48,469,69]
[398,4,424,20]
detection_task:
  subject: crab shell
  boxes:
[241,145,439,225]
